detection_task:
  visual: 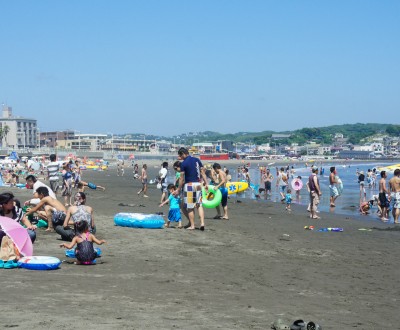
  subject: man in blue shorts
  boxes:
[329,166,339,207]
[174,148,208,230]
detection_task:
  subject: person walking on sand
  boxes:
[159,184,182,229]
[174,147,208,231]
[308,167,322,219]
[285,188,292,211]
[378,171,389,222]
[159,162,169,204]
[137,164,149,197]
[389,169,400,224]
[212,163,229,220]
[329,166,339,207]
[277,167,288,201]
[24,186,67,232]
[47,154,60,196]
[61,163,73,206]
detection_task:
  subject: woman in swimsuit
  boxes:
[55,192,96,241]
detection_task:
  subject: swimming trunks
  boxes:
[183,182,202,209]
[329,185,339,197]
[391,192,400,209]
[379,192,388,207]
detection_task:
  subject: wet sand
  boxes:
[1,160,399,329]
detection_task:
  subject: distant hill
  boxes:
[182,123,400,145]
[123,123,400,146]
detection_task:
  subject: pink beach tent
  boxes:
[0,216,33,257]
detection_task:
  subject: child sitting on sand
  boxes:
[159,184,182,229]
[285,189,292,211]
[60,221,106,265]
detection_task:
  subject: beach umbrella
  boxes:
[0,216,33,257]
[291,178,303,191]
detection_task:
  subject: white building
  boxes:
[257,143,271,152]
[317,146,332,155]
[0,105,37,149]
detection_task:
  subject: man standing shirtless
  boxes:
[379,171,389,222]
[329,166,339,207]
[389,169,400,224]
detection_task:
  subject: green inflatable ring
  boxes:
[202,186,222,208]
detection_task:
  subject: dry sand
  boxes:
[1,160,399,329]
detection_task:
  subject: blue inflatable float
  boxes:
[65,248,102,258]
[114,213,165,229]
[18,256,61,270]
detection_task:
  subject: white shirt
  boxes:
[159,168,168,184]
[33,181,56,199]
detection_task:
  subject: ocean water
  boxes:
[229,162,399,223]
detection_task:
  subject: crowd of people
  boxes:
[0,154,106,266]
[1,149,400,267]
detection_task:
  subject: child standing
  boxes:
[60,221,106,265]
[62,164,73,206]
[159,184,182,228]
[285,188,292,211]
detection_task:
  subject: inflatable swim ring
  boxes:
[65,248,101,258]
[16,183,26,188]
[291,179,303,191]
[18,256,61,271]
[202,186,222,208]
[114,213,165,229]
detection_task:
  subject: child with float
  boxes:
[60,221,106,265]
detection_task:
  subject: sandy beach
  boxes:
[1,160,399,329]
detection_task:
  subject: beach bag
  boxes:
[0,236,20,261]
[157,183,162,189]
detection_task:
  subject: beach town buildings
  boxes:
[39,131,155,152]
[0,105,38,149]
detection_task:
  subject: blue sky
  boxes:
[0,1,399,136]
